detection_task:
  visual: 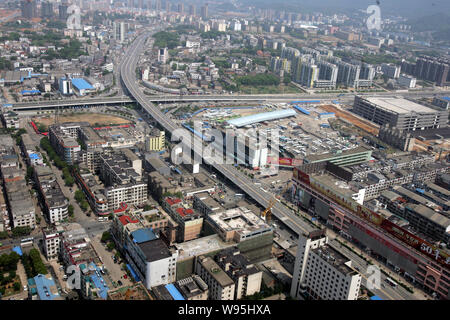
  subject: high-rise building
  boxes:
[358,63,375,87]
[58,2,69,21]
[298,63,319,88]
[40,1,54,18]
[414,56,450,87]
[188,4,196,16]
[317,61,338,88]
[201,3,208,20]
[381,63,401,79]
[177,2,184,14]
[155,0,161,11]
[165,0,170,12]
[113,21,129,43]
[290,230,362,300]
[21,0,37,19]
[158,47,169,63]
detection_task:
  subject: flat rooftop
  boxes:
[208,207,272,239]
[137,239,171,262]
[312,244,356,276]
[362,97,437,114]
[175,234,233,260]
[197,256,234,288]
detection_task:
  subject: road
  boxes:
[120,32,317,237]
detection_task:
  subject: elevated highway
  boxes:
[121,32,317,236]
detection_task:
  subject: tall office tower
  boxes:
[158,47,169,63]
[290,230,362,300]
[41,1,53,18]
[188,4,196,16]
[177,2,184,14]
[138,0,143,9]
[21,0,37,19]
[155,0,161,11]
[201,3,208,20]
[127,0,134,8]
[146,0,152,10]
[58,2,69,20]
[113,21,129,43]
[165,0,170,12]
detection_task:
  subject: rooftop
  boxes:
[312,244,357,276]
[71,78,94,90]
[197,255,234,288]
[227,109,297,127]
[137,239,172,262]
[362,97,437,114]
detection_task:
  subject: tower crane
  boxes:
[261,182,291,223]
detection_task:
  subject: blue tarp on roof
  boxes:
[33,274,60,301]
[71,78,94,90]
[12,246,23,256]
[441,97,450,101]
[165,284,185,300]
[21,89,40,95]
[29,153,41,160]
[227,109,296,127]
[370,295,383,300]
[126,264,141,282]
[131,228,157,244]
[88,262,109,299]
[319,112,335,116]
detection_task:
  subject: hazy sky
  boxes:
[245,0,450,18]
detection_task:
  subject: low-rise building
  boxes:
[162,197,203,242]
[195,255,235,300]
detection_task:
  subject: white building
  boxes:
[291,231,362,300]
[397,74,416,88]
[125,233,178,289]
[158,47,169,64]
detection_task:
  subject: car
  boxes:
[123,274,128,279]
[117,280,123,286]
[23,285,27,291]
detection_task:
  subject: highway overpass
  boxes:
[121,32,317,236]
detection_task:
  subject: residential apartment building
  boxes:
[291,230,362,300]
[195,255,235,300]
[162,197,203,242]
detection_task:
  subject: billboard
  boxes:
[296,170,450,268]
[268,157,302,167]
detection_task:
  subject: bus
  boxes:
[21,237,34,247]
[98,217,108,222]
[385,277,398,287]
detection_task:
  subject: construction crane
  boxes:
[261,182,291,223]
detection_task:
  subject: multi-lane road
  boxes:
[120,32,316,237]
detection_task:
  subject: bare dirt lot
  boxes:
[32,113,132,127]
[319,104,379,136]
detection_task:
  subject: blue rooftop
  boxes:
[29,153,41,160]
[71,78,94,90]
[165,284,185,300]
[370,295,383,300]
[88,262,109,299]
[131,228,157,244]
[32,274,60,301]
[227,109,297,127]
[293,105,310,115]
[441,96,450,101]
